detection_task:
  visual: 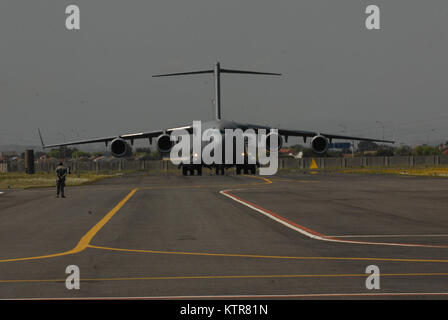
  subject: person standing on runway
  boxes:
[55,162,68,198]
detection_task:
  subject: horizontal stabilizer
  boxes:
[152,70,213,77]
[221,69,281,76]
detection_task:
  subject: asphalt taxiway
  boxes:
[0,172,448,299]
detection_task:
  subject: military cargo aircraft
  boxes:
[38,62,393,176]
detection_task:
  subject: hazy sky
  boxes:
[1,0,447,148]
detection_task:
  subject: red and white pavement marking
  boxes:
[220,189,448,249]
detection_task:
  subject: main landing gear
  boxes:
[236,164,256,175]
[182,165,202,176]
[181,164,256,176]
[215,165,225,176]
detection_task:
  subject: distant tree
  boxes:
[136,147,151,153]
[394,145,412,156]
[72,150,91,158]
[92,152,104,157]
[133,147,162,160]
[413,145,441,156]
[64,147,78,158]
[47,147,78,159]
[48,149,61,158]
[148,151,162,160]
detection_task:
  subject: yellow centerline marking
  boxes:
[2,272,448,284]
[2,175,446,267]
[0,188,138,263]
[242,175,273,184]
[0,177,270,264]
[270,178,318,183]
[88,245,448,263]
[71,188,138,253]
[0,177,269,263]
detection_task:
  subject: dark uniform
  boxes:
[55,164,68,198]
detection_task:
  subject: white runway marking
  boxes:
[220,189,448,249]
[329,234,448,238]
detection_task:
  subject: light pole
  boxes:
[426,129,436,145]
[376,121,385,140]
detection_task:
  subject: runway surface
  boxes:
[0,172,448,299]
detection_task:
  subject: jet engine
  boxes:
[110,138,132,158]
[156,134,174,153]
[311,135,329,154]
[266,132,283,152]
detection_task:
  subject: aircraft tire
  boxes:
[249,165,256,175]
[236,166,242,175]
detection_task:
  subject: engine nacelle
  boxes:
[110,138,132,158]
[266,132,283,152]
[311,135,329,154]
[156,134,174,153]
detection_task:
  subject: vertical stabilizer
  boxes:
[153,62,281,120]
[214,62,222,120]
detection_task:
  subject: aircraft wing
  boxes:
[239,124,394,144]
[278,129,394,144]
[38,125,193,149]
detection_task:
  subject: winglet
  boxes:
[37,128,46,148]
